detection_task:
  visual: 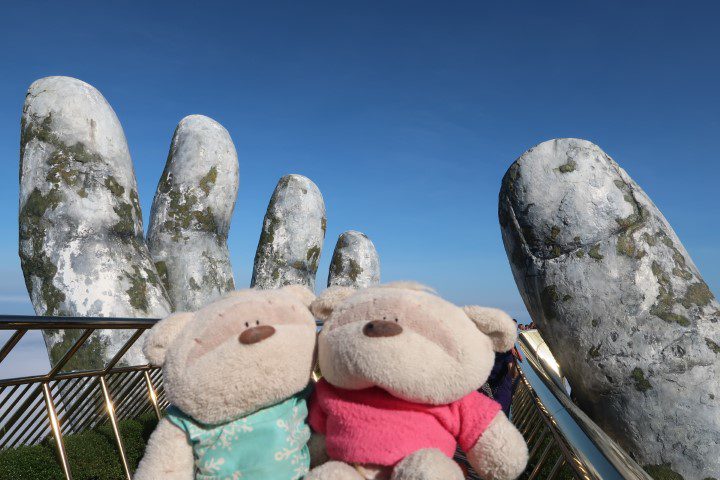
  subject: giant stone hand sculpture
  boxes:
[147,114,239,311]
[19,76,340,372]
[251,174,326,290]
[499,138,720,479]
[19,77,172,368]
[327,230,380,288]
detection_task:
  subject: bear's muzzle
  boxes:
[239,325,276,344]
[363,320,403,338]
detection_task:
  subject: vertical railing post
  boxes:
[42,382,72,480]
[143,370,162,420]
[99,376,131,480]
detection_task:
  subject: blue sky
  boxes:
[0,0,718,329]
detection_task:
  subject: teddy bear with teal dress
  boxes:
[134,285,317,480]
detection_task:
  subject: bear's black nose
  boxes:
[239,325,276,345]
[363,320,403,338]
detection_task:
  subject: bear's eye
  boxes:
[383,316,386,320]
[245,322,249,328]
[395,318,399,322]
[255,320,260,326]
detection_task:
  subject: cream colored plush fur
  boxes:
[305,461,367,480]
[134,418,194,479]
[469,413,529,480]
[135,285,317,479]
[462,305,517,353]
[391,448,464,480]
[307,282,528,480]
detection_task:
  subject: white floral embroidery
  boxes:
[202,456,226,473]
[171,397,310,478]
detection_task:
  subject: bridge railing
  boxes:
[512,330,652,480]
[0,316,653,480]
[0,315,166,480]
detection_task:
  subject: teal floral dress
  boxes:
[166,394,311,480]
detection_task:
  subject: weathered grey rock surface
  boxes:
[251,174,326,290]
[327,230,380,288]
[19,76,171,369]
[147,115,238,311]
[499,138,720,479]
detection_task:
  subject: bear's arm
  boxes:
[308,432,329,467]
[467,412,528,480]
[307,386,327,434]
[134,417,194,480]
[307,386,329,467]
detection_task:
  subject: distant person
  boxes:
[486,319,523,415]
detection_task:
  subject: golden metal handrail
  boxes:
[0,315,166,480]
[2,316,653,480]
[513,331,653,480]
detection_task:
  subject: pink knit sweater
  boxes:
[309,379,501,466]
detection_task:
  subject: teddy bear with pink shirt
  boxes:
[305,282,529,480]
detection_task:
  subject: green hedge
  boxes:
[0,413,158,480]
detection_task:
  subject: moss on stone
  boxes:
[649,261,691,327]
[505,163,520,195]
[558,159,576,173]
[329,250,344,280]
[616,229,645,259]
[104,176,125,197]
[348,259,363,282]
[643,464,684,480]
[550,226,560,240]
[199,251,233,294]
[24,113,104,203]
[19,188,66,315]
[112,203,136,237]
[540,285,559,320]
[650,308,690,327]
[130,189,142,225]
[642,232,657,246]
[520,223,537,247]
[47,329,106,370]
[613,179,649,259]
[306,245,321,273]
[188,277,201,291]
[588,244,603,260]
[192,207,217,232]
[154,261,170,293]
[631,367,652,392]
[575,249,585,258]
[705,338,720,354]
[681,282,714,308]
[124,266,149,312]
[591,318,599,327]
[259,214,279,248]
[588,343,601,358]
[199,166,217,195]
[672,268,693,280]
[161,187,218,239]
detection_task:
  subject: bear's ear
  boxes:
[309,286,356,321]
[462,306,517,353]
[143,312,195,366]
[279,284,316,307]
